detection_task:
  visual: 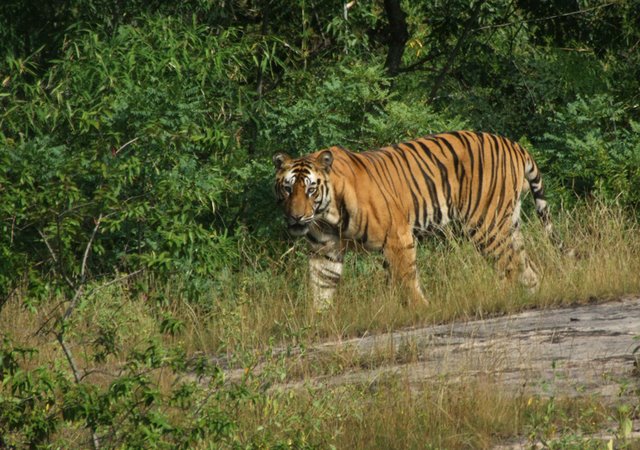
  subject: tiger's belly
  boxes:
[308,202,457,251]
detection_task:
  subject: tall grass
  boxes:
[164,202,640,356]
[209,375,611,450]
[4,202,636,370]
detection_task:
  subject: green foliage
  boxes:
[264,62,467,154]
[540,94,640,207]
[264,62,393,152]
[2,1,639,295]
[0,327,347,449]
[0,15,268,295]
[0,338,64,446]
[0,334,243,448]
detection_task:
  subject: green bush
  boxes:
[539,94,640,208]
[263,62,467,154]
[0,15,276,295]
[0,334,247,448]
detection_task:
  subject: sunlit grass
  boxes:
[171,202,640,355]
[4,202,637,378]
[221,374,612,450]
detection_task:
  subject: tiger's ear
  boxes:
[273,153,291,170]
[317,150,333,171]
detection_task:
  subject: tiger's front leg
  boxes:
[308,236,345,311]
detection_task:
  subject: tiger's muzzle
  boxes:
[287,214,313,236]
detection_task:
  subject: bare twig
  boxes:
[37,229,74,289]
[343,0,357,20]
[61,286,85,323]
[81,214,103,280]
[397,51,441,74]
[34,268,143,337]
[56,333,82,383]
[91,269,144,293]
[59,214,102,322]
[512,59,536,110]
[49,215,103,450]
[0,285,18,311]
[79,367,122,382]
[112,137,139,156]
[472,2,616,33]
[56,331,101,449]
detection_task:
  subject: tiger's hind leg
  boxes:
[383,232,428,307]
[508,223,540,291]
[469,203,540,292]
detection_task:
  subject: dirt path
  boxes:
[279,297,640,400]
[211,298,640,448]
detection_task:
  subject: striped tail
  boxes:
[524,153,568,253]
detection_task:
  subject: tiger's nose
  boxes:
[290,214,304,223]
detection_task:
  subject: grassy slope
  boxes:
[197,202,640,353]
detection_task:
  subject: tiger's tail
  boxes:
[524,152,571,254]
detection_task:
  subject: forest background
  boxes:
[1,0,640,448]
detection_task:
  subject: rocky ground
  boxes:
[301,297,640,400]
[219,297,640,447]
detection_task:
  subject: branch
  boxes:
[35,270,144,341]
[56,331,101,449]
[91,269,144,293]
[397,50,442,74]
[81,214,103,281]
[343,0,357,20]
[429,0,485,101]
[472,2,616,33]
[247,7,269,158]
[54,214,103,449]
[112,137,139,156]
[56,333,82,383]
[59,214,102,323]
[37,229,74,289]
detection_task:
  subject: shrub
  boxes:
[0,15,276,295]
[538,94,640,208]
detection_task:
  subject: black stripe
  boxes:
[312,281,337,289]
[391,144,422,226]
[360,217,369,243]
[340,203,350,232]
[449,132,476,220]
[405,141,442,226]
[318,272,341,283]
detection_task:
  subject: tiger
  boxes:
[273,131,560,310]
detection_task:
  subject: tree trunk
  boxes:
[383,0,409,76]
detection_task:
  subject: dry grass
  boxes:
[222,374,612,450]
[174,202,640,356]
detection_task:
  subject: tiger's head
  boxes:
[273,150,334,236]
